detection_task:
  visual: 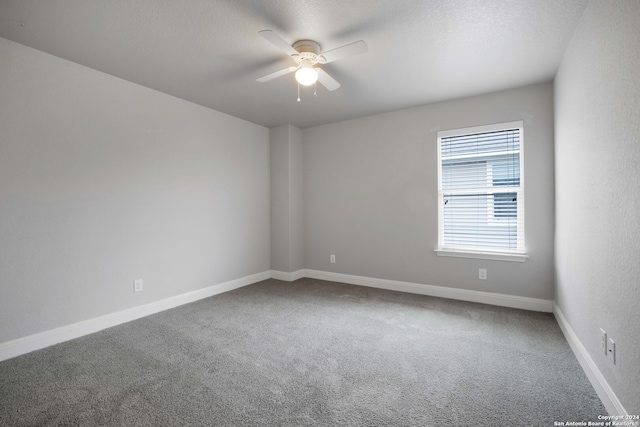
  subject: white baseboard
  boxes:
[553,304,627,416]
[303,269,553,312]
[270,269,305,282]
[290,269,305,281]
[0,271,271,363]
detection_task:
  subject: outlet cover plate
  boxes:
[600,328,607,355]
[608,337,616,364]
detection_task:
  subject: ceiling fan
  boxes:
[256,30,368,98]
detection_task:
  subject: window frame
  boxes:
[435,121,528,262]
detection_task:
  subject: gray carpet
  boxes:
[0,278,606,426]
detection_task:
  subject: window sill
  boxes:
[435,249,528,262]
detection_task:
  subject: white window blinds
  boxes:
[437,121,524,254]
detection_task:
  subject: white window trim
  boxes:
[436,121,526,262]
[434,248,529,262]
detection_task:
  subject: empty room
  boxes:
[1,0,638,425]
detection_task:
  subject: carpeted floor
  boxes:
[0,278,606,426]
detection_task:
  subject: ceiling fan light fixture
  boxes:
[257,30,367,92]
[295,63,318,86]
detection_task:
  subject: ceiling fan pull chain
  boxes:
[297,83,301,102]
[314,82,317,97]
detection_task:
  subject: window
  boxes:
[436,121,527,262]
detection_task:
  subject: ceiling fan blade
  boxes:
[320,40,368,64]
[256,66,298,82]
[258,30,298,57]
[316,68,341,91]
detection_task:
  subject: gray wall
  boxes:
[270,125,304,273]
[303,82,555,300]
[0,37,270,343]
[290,127,304,272]
[554,0,640,414]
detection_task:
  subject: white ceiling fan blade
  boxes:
[258,30,298,57]
[320,40,368,64]
[316,68,341,91]
[256,66,298,82]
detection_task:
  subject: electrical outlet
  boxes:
[608,337,616,365]
[330,254,336,264]
[600,328,607,355]
[479,268,487,280]
[134,279,143,293]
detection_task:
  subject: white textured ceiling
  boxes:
[0,0,588,129]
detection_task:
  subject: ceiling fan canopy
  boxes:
[256,30,368,93]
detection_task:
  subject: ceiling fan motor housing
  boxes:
[293,40,321,54]
[292,40,326,64]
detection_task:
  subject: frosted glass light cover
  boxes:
[295,67,318,86]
